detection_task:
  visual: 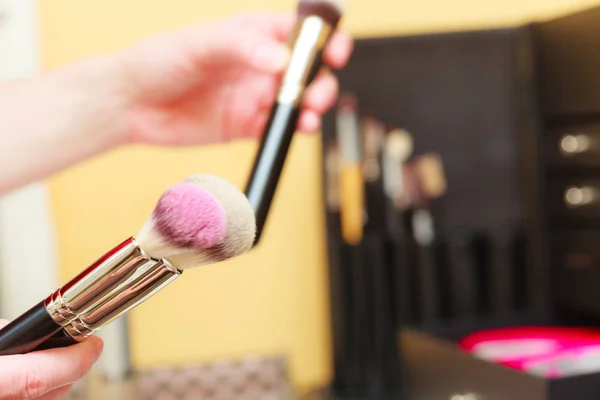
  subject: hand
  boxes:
[118,11,354,146]
[0,320,103,400]
[0,11,353,195]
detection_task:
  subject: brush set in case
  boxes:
[306,4,600,400]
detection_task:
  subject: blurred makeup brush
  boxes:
[413,153,476,319]
[361,114,387,234]
[382,128,414,235]
[381,128,415,325]
[323,137,355,388]
[409,153,447,324]
[336,92,364,246]
[325,140,341,216]
[244,0,345,245]
[413,153,447,202]
[0,174,256,356]
[334,92,370,389]
[361,114,385,184]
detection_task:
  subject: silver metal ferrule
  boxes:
[276,15,334,106]
[44,237,181,341]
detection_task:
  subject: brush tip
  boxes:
[299,0,344,26]
[166,174,256,269]
[386,128,414,162]
[304,0,345,12]
[415,153,447,199]
[338,92,357,110]
[152,182,228,249]
[136,174,256,269]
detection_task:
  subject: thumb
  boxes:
[0,336,103,400]
[185,26,291,74]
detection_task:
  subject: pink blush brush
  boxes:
[0,174,256,356]
[154,183,227,248]
[137,182,228,257]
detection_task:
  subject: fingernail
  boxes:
[253,43,290,72]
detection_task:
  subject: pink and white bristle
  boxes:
[136,174,256,270]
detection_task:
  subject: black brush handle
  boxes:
[0,300,76,356]
[490,228,514,314]
[390,235,412,326]
[447,231,478,318]
[417,243,438,324]
[245,103,301,245]
[369,235,401,397]
[350,245,370,394]
[364,180,387,234]
[327,228,355,393]
[245,53,324,246]
[384,204,413,326]
[384,203,403,239]
[33,330,79,352]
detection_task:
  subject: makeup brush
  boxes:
[409,153,447,324]
[382,128,414,237]
[323,138,355,390]
[244,0,344,245]
[336,92,364,246]
[413,153,447,202]
[0,174,256,356]
[361,114,385,185]
[333,92,370,391]
[360,114,386,234]
[325,140,341,217]
[381,128,416,326]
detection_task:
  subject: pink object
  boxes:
[153,182,227,249]
[521,344,600,378]
[459,326,600,378]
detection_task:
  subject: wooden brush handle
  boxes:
[339,164,364,245]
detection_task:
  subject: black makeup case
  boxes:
[305,5,600,400]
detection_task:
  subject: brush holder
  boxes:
[324,234,403,399]
[313,6,600,398]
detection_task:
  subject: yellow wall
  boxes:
[38,0,600,390]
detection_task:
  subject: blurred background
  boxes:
[3,0,600,399]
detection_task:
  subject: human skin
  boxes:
[0,11,352,196]
[0,10,353,400]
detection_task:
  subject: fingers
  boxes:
[179,12,351,85]
[296,69,339,133]
[235,11,296,42]
[240,11,353,70]
[253,66,339,114]
[250,106,321,135]
[322,30,354,70]
[297,110,322,133]
[225,11,352,72]
[182,25,291,75]
[35,384,73,400]
[250,68,337,134]
[302,69,339,115]
[249,68,337,134]
[0,337,103,400]
[243,110,270,141]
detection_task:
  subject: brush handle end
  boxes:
[0,300,76,356]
